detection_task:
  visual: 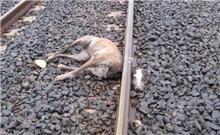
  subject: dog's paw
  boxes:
[57,64,77,71]
[45,53,56,60]
[55,74,66,81]
[55,72,75,81]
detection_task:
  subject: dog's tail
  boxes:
[56,35,95,54]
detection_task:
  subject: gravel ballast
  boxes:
[131,0,220,135]
[1,0,20,16]
[1,0,127,134]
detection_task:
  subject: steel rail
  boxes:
[115,0,134,134]
[0,0,37,35]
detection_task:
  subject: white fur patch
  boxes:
[134,69,144,90]
[89,37,98,48]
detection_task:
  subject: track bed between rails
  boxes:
[1,0,127,134]
[130,0,220,135]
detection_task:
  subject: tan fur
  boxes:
[46,35,123,81]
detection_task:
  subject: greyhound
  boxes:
[46,35,123,81]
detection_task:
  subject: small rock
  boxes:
[206,121,220,130]
[214,102,220,110]
[49,91,61,99]
[34,59,47,68]
[22,81,29,88]
[156,115,163,122]
[73,86,80,91]
[43,129,52,134]
[1,117,8,124]
[23,131,34,135]
[55,124,61,130]
[16,60,23,66]
[62,90,69,95]
[191,91,200,97]
[63,113,71,117]
[139,101,148,114]
[173,118,182,125]
[63,106,70,112]
[178,65,184,71]
[78,97,87,109]
[85,80,91,85]
[45,83,53,91]
[205,77,216,85]
[85,108,96,113]
[21,120,30,129]
[212,110,220,119]
[193,121,202,131]
[130,90,137,97]
[166,123,174,132]
[71,116,76,121]
[188,76,193,82]
[198,106,204,113]
[2,110,11,116]
[84,75,91,79]
[10,52,17,57]
[163,117,170,123]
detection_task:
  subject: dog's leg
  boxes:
[47,50,90,62]
[55,57,99,81]
[58,64,98,73]
[57,36,95,54]
[57,64,78,71]
[46,36,95,59]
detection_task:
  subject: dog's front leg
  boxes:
[55,70,76,81]
[46,50,90,62]
[57,64,78,71]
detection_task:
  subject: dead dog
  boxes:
[46,35,123,81]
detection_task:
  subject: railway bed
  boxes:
[1,0,21,16]
[1,0,220,135]
[1,0,127,134]
[130,1,220,134]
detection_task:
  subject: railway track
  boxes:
[0,0,37,34]
[1,0,219,135]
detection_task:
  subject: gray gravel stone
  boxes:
[212,110,220,119]
[2,110,11,116]
[1,0,20,16]
[193,121,202,131]
[206,122,220,130]
[139,101,149,114]
[166,123,174,132]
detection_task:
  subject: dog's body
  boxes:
[46,36,123,81]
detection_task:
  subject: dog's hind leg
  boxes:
[55,57,99,81]
[46,36,95,59]
[47,50,90,62]
[56,35,95,54]
[57,64,78,71]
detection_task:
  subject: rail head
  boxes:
[115,0,134,134]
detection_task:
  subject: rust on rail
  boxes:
[115,0,134,134]
[0,0,37,35]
